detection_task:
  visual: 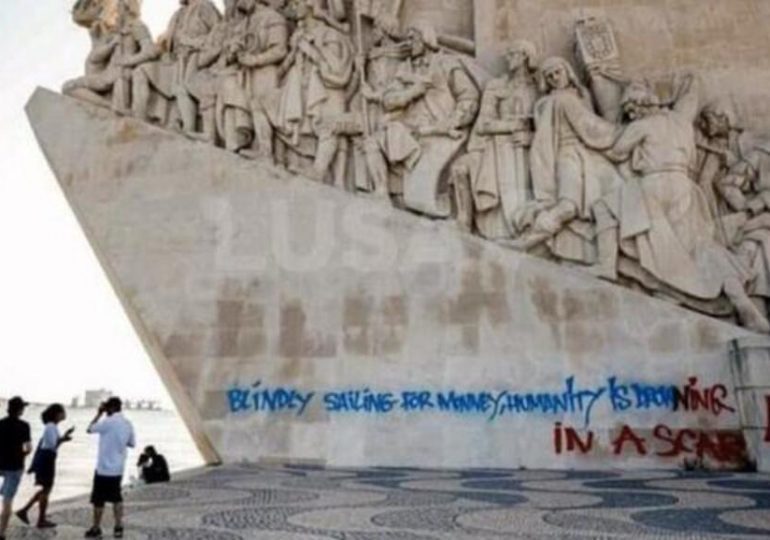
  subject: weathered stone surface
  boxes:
[475,0,770,129]
[29,88,769,470]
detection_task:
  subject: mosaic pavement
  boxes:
[5,465,770,539]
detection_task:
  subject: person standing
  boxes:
[84,397,135,539]
[0,396,32,540]
[16,403,75,529]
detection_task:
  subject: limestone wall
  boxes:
[29,88,770,470]
[474,0,770,129]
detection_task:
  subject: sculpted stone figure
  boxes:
[188,0,237,143]
[64,0,156,115]
[132,0,221,130]
[696,101,770,317]
[378,24,480,217]
[513,57,622,264]
[592,79,769,332]
[60,5,770,334]
[355,13,410,196]
[451,41,539,237]
[219,0,289,157]
[276,0,355,184]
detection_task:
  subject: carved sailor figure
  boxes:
[451,40,539,237]
[276,0,355,185]
[64,0,157,115]
[379,23,480,217]
[131,0,221,131]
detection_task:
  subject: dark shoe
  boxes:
[114,526,124,538]
[37,520,58,529]
[16,509,30,525]
[85,526,103,538]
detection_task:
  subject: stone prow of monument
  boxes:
[28,87,770,470]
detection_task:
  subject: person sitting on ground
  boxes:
[0,397,32,540]
[16,403,74,530]
[84,397,136,540]
[137,446,170,484]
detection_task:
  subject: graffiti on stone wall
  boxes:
[553,423,748,465]
[225,375,752,466]
[226,376,734,426]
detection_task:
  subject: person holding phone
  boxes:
[16,403,74,529]
[84,397,135,539]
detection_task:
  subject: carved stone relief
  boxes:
[61,0,770,334]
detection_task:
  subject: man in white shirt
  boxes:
[84,397,135,539]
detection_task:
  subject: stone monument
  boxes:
[27,0,770,471]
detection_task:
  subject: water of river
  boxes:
[12,405,204,503]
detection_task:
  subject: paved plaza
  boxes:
[5,465,770,539]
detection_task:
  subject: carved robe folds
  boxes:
[383,53,479,218]
[277,19,354,182]
[530,89,622,263]
[468,76,538,238]
[136,0,220,121]
[603,96,750,300]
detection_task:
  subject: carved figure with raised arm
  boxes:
[276,0,355,185]
[591,78,769,333]
[132,0,221,131]
[450,40,539,237]
[511,56,622,263]
[64,0,157,115]
[378,23,480,217]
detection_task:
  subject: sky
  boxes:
[0,0,222,407]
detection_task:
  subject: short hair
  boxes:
[7,396,27,417]
[106,397,123,412]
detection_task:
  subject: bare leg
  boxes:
[92,505,104,529]
[114,503,124,529]
[724,277,770,333]
[1,499,12,536]
[19,489,41,515]
[36,490,51,526]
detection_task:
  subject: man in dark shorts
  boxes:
[0,397,32,540]
[85,397,135,539]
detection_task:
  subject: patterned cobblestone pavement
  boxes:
[5,465,770,539]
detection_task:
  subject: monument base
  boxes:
[27,88,770,470]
